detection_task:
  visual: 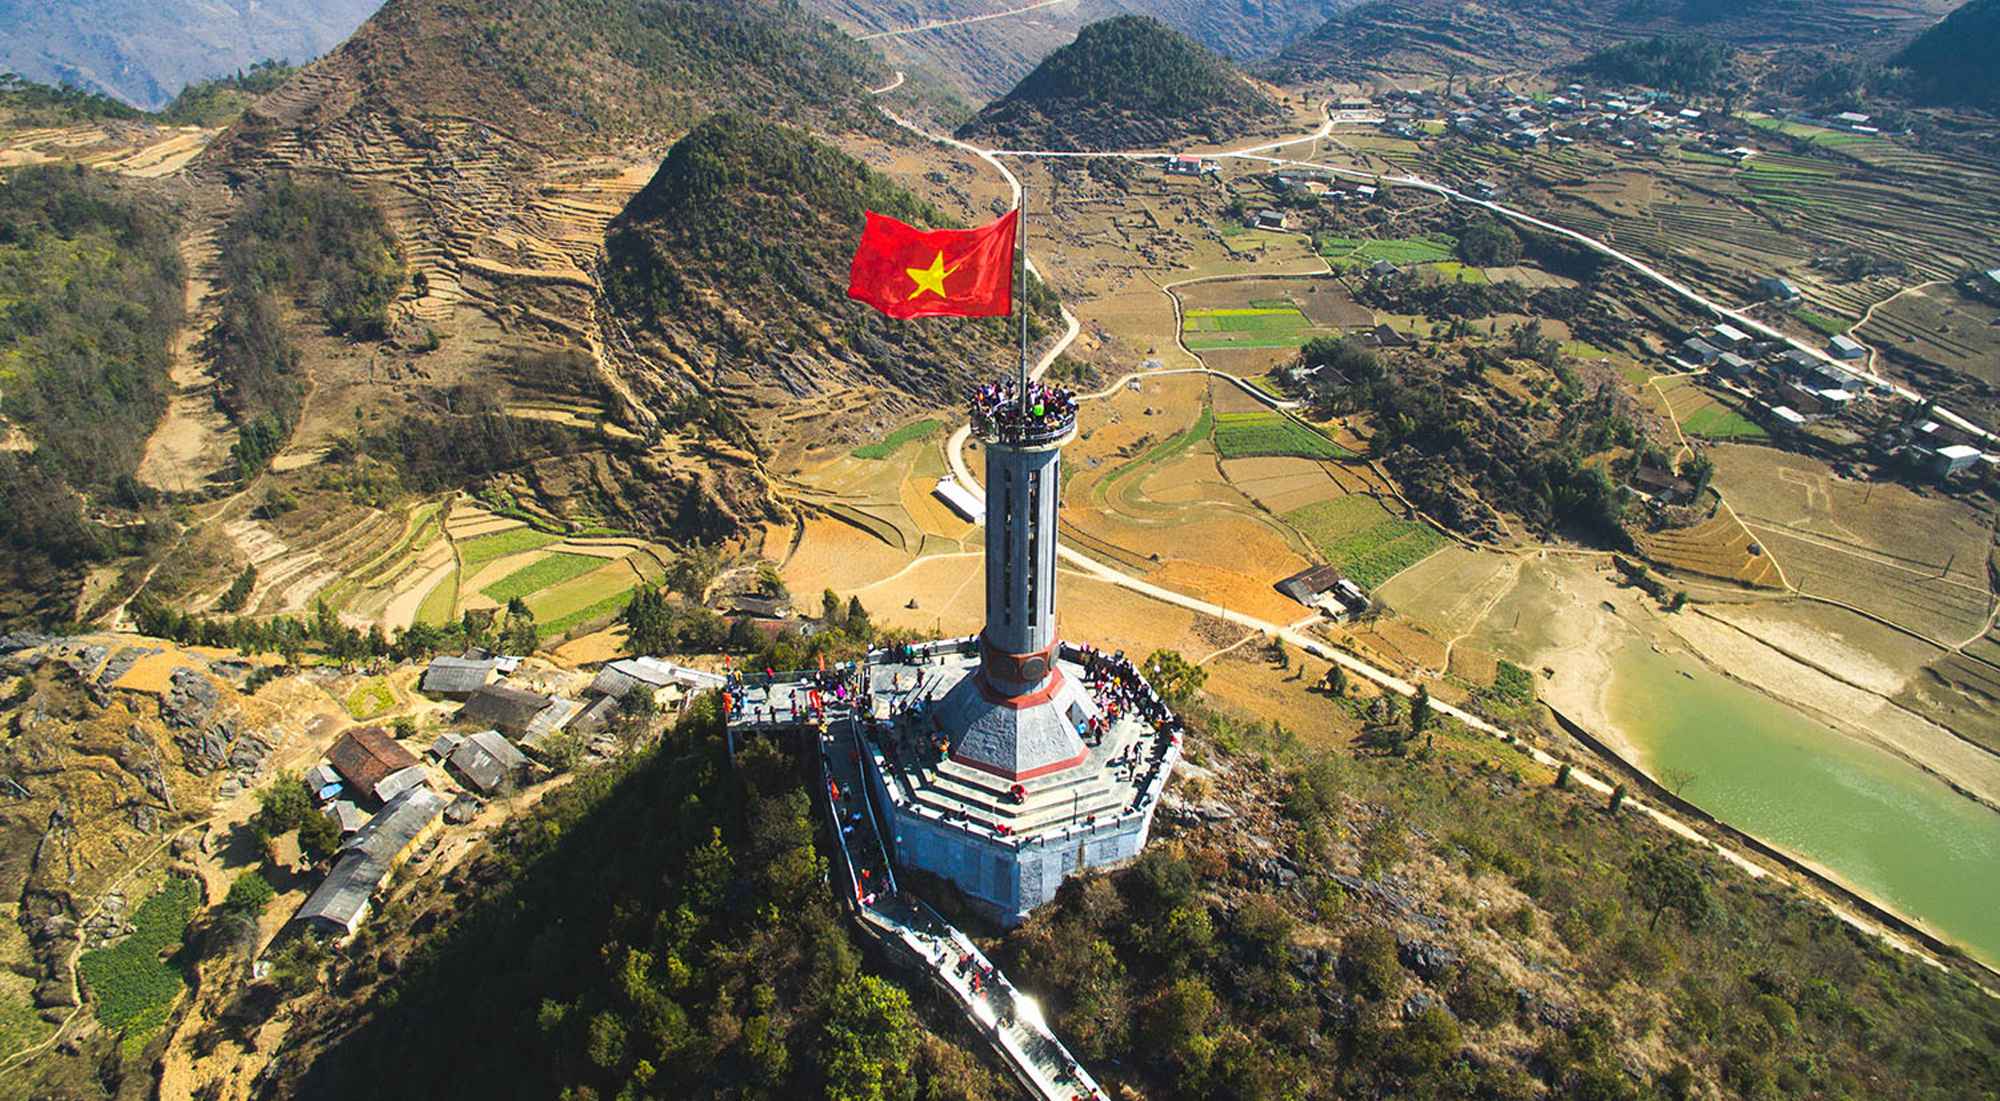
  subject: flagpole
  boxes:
[1017,183,1029,417]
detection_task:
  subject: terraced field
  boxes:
[1856,283,2000,389]
[1284,496,1449,589]
[480,552,608,603]
[1655,379,1769,442]
[1635,513,1784,588]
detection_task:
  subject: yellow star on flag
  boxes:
[906,250,963,300]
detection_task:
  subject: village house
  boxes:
[1679,337,1722,366]
[1708,323,1752,351]
[1931,444,1984,479]
[457,682,577,744]
[1760,275,1803,302]
[419,655,501,700]
[295,786,449,938]
[1631,464,1695,504]
[1827,334,1867,360]
[588,656,725,710]
[1253,209,1289,231]
[322,800,368,836]
[446,730,531,795]
[324,726,422,803]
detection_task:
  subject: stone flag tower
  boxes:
[932,395,1101,780]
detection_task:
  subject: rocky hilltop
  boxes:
[957,15,1287,152]
[604,114,1059,445]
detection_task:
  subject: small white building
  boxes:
[1934,444,1983,478]
[1827,334,1867,360]
[1710,323,1752,350]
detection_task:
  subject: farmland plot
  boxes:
[1285,496,1449,588]
[1212,411,1352,460]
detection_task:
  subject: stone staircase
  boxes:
[906,757,1128,834]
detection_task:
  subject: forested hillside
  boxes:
[604,114,1060,430]
[1896,0,2000,109]
[265,699,1007,1100]
[1576,35,1737,95]
[0,166,183,624]
[205,174,402,477]
[958,15,1286,152]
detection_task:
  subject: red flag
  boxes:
[847,209,1016,319]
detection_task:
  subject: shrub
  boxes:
[224,872,275,917]
[1343,926,1403,1001]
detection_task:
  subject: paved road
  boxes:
[857,0,1069,40]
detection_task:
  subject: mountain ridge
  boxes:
[0,0,382,110]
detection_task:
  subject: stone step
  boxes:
[914,766,1112,820]
[933,756,1101,799]
[910,783,1128,836]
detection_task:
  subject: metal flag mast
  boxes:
[1017,184,1029,418]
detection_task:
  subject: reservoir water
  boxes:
[1604,639,2000,968]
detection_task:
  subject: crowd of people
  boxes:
[1076,645,1181,808]
[969,378,1078,443]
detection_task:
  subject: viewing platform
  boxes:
[969,380,1079,447]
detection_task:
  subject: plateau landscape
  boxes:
[1,1,1998,1099]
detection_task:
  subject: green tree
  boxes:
[1325,663,1348,697]
[1609,783,1628,814]
[1629,846,1714,931]
[845,595,870,636]
[1456,218,1522,265]
[253,772,313,839]
[1411,684,1432,734]
[1147,975,1218,1077]
[821,588,845,626]
[1144,649,1206,709]
[298,806,342,862]
[820,975,919,1101]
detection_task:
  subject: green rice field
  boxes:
[416,566,459,626]
[1681,405,1769,440]
[1318,235,1457,266]
[482,552,611,603]
[459,528,563,574]
[1791,306,1851,336]
[1212,411,1351,460]
[77,878,198,1043]
[852,418,943,460]
[1285,496,1449,588]
[1183,306,1330,351]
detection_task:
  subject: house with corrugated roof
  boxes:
[457,683,559,738]
[588,657,724,708]
[419,655,500,700]
[295,786,448,938]
[447,730,531,795]
[325,727,421,802]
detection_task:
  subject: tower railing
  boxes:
[969,381,1078,446]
